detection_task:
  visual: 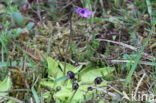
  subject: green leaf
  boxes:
[54,76,69,82]
[43,91,52,103]
[31,87,40,103]
[71,90,84,102]
[54,87,73,101]
[11,12,25,26]
[54,84,85,102]
[0,77,12,101]
[47,57,59,77]
[79,67,115,83]
[26,22,35,30]
[39,78,55,90]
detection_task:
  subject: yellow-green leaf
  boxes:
[80,67,115,83]
[0,76,12,101]
[47,57,59,77]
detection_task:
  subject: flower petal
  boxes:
[74,8,93,18]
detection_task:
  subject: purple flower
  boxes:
[74,8,93,18]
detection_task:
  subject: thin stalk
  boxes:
[63,12,73,76]
[1,47,4,63]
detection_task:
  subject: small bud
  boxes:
[72,82,79,90]
[67,71,75,79]
[94,77,102,84]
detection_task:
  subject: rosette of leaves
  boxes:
[39,57,115,103]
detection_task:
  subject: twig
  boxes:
[96,39,155,61]
[36,0,42,22]
[91,86,117,98]
[110,60,156,66]
[97,39,137,50]
[134,73,146,98]
[69,58,89,65]
[108,85,123,95]
[0,96,24,103]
